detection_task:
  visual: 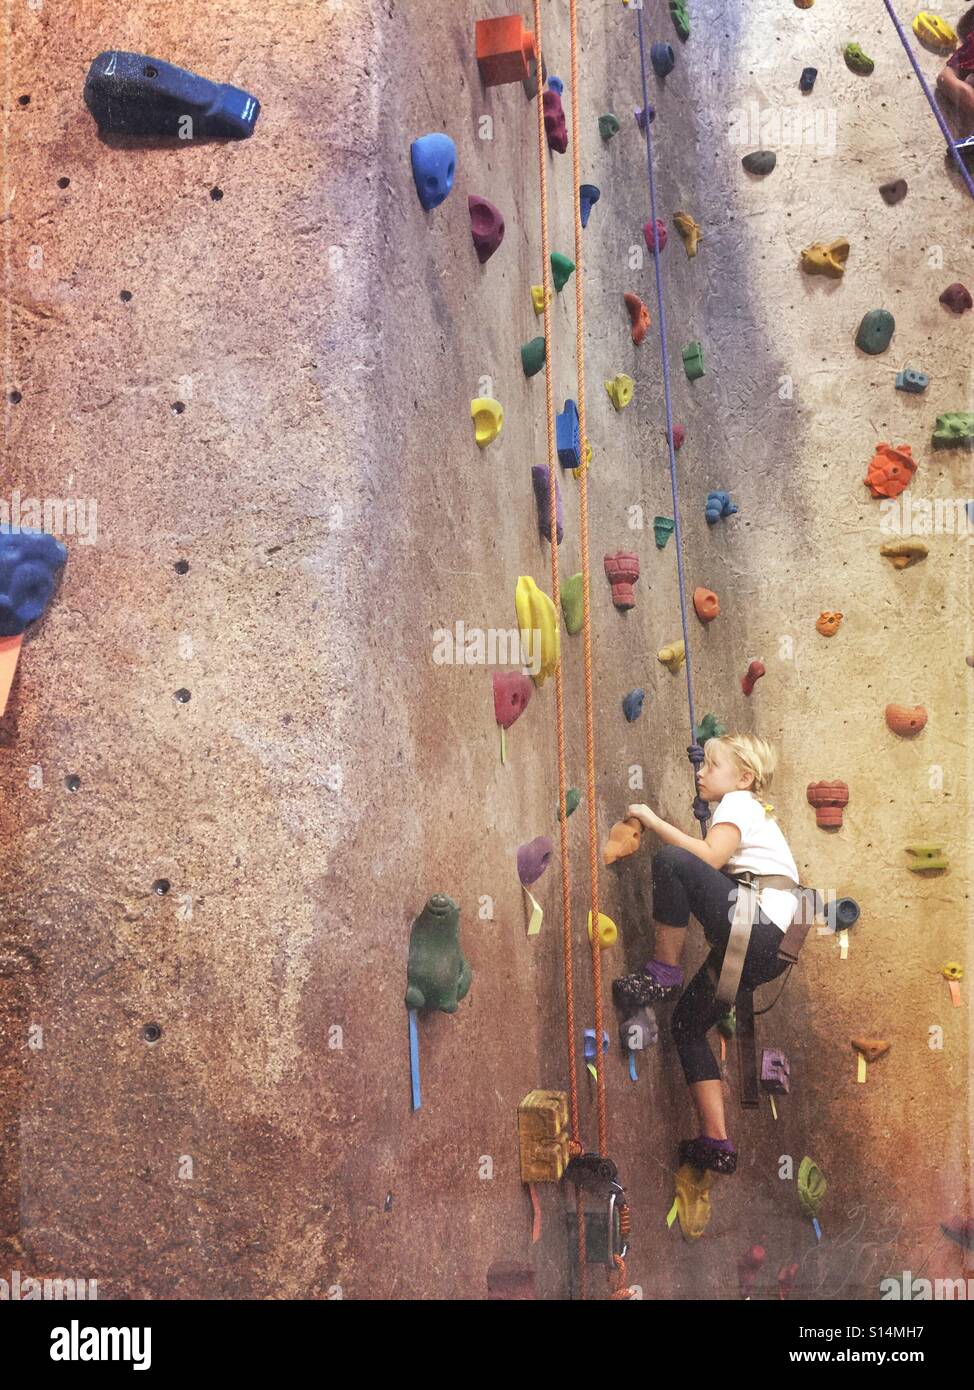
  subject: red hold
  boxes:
[669,423,685,450]
[738,1245,765,1299]
[939,282,972,314]
[492,671,533,729]
[741,660,765,696]
[604,551,640,609]
[807,780,850,828]
[543,89,568,153]
[469,195,505,263]
[778,1263,799,1300]
[643,218,667,253]
[624,291,650,344]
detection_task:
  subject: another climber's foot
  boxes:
[679,1135,738,1175]
[612,960,683,1010]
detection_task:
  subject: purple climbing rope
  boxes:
[633,7,710,834]
[882,0,974,200]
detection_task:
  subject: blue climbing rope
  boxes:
[882,0,974,200]
[632,7,710,834]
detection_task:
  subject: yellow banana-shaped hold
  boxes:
[515,575,560,687]
[658,639,686,673]
[605,373,634,411]
[471,397,503,448]
[673,210,702,257]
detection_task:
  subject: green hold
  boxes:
[561,572,584,633]
[670,0,690,40]
[717,1007,736,1040]
[405,893,472,1014]
[557,787,581,821]
[551,252,575,292]
[797,1156,827,1220]
[653,515,675,548]
[521,336,546,377]
[598,113,620,140]
[695,713,727,743]
[844,43,874,75]
[682,340,705,380]
[855,308,895,355]
[932,412,974,449]
[742,149,776,175]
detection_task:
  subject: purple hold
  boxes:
[634,104,655,131]
[531,466,563,544]
[517,835,554,887]
[760,1047,790,1094]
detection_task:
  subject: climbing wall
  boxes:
[1,0,970,1301]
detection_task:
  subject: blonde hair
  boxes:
[704,734,777,805]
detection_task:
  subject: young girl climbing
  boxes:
[612,734,801,1176]
[936,7,974,140]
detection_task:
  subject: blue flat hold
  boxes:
[556,398,580,468]
[548,76,564,94]
[579,184,600,227]
[410,132,456,211]
[651,42,675,78]
[623,688,645,722]
[895,367,929,394]
[634,104,656,130]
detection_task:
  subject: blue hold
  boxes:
[0,527,68,636]
[705,490,738,525]
[966,500,974,527]
[799,67,818,93]
[579,184,601,228]
[634,104,656,131]
[548,76,564,94]
[556,399,580,468]
[895,367,929,394]
[410,132,456,211]
[651,43,675,78]
[623,688,645,722]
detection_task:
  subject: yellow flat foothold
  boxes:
[531,284,549,315]
[471,396,504,447]
[586,910,618,949]
[605,373,634,411]
[658,639,686,673]
[880,539,928,569]
[800,237,850,278]
[0,634,23,718]
[571,440,593,480]
[673,210,702,257]
[912,11,957,50]
[515,575,560,687]
[675,1164,714,1240]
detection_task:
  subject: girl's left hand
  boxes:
[627,803,660,831]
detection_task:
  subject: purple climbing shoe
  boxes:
[679,1135,738,1175]
[612,959,683,1010]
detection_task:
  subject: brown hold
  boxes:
[885,703,928,736]
[816,610,843,637]
[603,816,642,865]
[864,443,916,499]
[624,291,651,344]
[879,178,908,205]
[693,586,719,623]
[517,1090,569,1183]
[604,551,640,609]
[806,779,850,828]
[880,539,928,569]
[851,1038,890,1064]
[939,282,973,314]
[741,659,765,695]
[487,1262,537,1300]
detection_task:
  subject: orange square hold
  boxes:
[476,16,537,86]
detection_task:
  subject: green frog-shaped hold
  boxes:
[932,412,974,450]
[405,893,472,1013]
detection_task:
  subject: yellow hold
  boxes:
[912,12,957,49]
[658,639,686,673]
[605,374,634,411]
[531,285,550,315]
[675,1164,714,1240]
[515,575,560,687]
[674,210,702,257]
[471,397,504,447]
[587,911,618,949]
[800,237,850,278]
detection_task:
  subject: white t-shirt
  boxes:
[710,790,800,931]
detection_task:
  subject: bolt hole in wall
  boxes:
[18,94,29,105]
[141,1024,162,1044]
[7,390,21,404]
[56,176,69,189]
[173,688,191,703]
[174,559,190,574]
[209,186,223,201]
[119,289,133,302]
[63,774,81,793]
[170,401,185,415]
[152,879,170,896]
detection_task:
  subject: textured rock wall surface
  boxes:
[0,0,969,1299]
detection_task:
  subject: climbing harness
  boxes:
[716,872,803,1005]
[882,0,974,200]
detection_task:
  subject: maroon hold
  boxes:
[492,671,533,729]
[879,178,907,205]
[604,551,640,609]
[487,1262,536,1299]
[517,835,554,887]
[543,89,568,153]
[669,423,685,450]
[469,195,505,263]
[939,282,972,314]
[643,217,667,253]
[741,660,765,696]
[531,465,563,544]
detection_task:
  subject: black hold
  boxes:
[83,51,260,139]
[799,67,818,93]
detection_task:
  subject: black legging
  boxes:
[651,844,790,1084]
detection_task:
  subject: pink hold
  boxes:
[669,423,685,450]
[517,835,554,887]
[469,195,505,263]
[737,1244,765,1300]
[643,218,667,253]
[939,282,972,314]
[741,660,766,696]
[542,90,568,154]
[492,671,533,729]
